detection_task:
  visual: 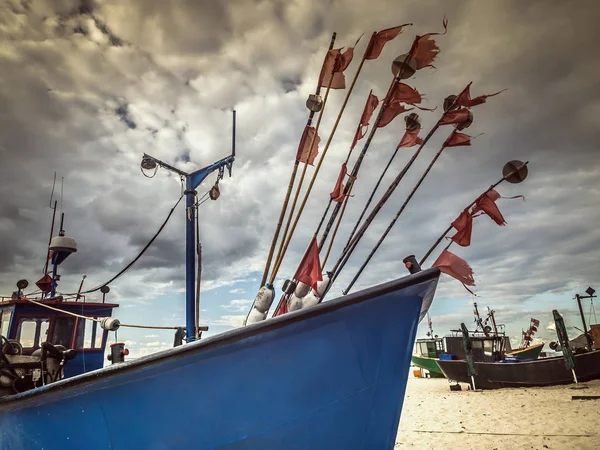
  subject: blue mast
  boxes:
[141,111,236,342]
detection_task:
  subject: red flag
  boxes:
[294,237,323,291]
[364,24,411,60]
[397,127,423,148]
[319,46,355,89]
[351,91,379,150]
[409,17,448,69]
[471,189,506,226]
[394,83,423,105]
[443,131,472,148]
[532,318,540,327]
[456,85,507,108]
[440,108,470,125]
[377,102,412,128]
[450,209,473,247]
[35,274,53,294]
[296,125,320,165]
[433,248,475,287]
[330,163,348,203]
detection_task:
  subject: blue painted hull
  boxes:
[0,269,439,450]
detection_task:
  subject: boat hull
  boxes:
[506,343,544,360]
[437,349,600,389]
[411,355,445,378]
[0,269,440,450]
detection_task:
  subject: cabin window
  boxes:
[16,318,50,349]
[51,316,76,347]
[472,340,483,349]
[0,311,12,337]
[75,318,102,349]
[483,340,494,355]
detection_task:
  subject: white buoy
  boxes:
[302,291,320,309]
[245,307,267,325]
[294,281,311,298]
[287,294,303,312]
[253,285,275,313]
[315,273,331,297]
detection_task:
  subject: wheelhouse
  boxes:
[0,295,119,378]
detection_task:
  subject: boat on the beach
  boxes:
[438,308,600,389]
[437,348,600,389]
[412,306,544,378]
[0,19,531,449]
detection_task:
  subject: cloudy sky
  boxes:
[1,0,599,358]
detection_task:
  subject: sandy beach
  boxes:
[396,377,600,449]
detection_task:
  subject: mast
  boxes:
[140,110,236,342]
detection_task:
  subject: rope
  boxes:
[64,193,185,296]
[23,297,186,330]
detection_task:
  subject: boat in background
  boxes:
[438,307,600,389]
[412,304,544,378]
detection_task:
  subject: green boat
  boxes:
[411,338,445,378]
[506,342,545,360]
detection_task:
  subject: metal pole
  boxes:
[575,294,594,350]
[185,176,196,342]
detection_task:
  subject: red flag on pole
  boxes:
[397,127,424,148]
[319,46,355,90]
[351,91,379,150]
[377,102,412,128]
[409,17,448,69]
[433,248,476,290]
[450,209,473,247]
[440,108,470,125]
[330,163,348,203]
[296,125,321,165]
[443,131,473,148]
[456,85,507,108]
[364,24,411,60]
[471,189,506,226]
[294,237,323,291]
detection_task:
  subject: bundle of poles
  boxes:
[245,18,529,325]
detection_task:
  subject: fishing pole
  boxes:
[269,33,375,283]
[325,83,472,297]
[260,32,337,288]
[419,160,529,266]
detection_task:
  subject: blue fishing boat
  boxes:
[0,269,439,449]
[0,19,529,449]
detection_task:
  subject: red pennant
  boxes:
[410,17,448,69]
[456,85,507,108]
[351,91,379,150]
[364,24,411,60]
[296,125,321,165]
[397,127,424,148]
[377,102,412,128]
[319,46,355,90]
[471,189,506,226]
[294,237,323,291]
[433,249,476,292]
[330,163,348,203]
[440,108,470,125]
[35,274,53,294]
[443,131,472,148]
[450,209,473,247]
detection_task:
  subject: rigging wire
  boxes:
[63,192,185,296]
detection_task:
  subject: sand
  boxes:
[396,377,600,449]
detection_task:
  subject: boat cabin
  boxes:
[414,338,444,358]
[0,294,118,378]
[444,333,511,362]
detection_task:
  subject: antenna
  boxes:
[49,172,57,208]
[232,109,236,157]
[60,176,64,217]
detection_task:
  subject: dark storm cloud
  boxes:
[0,0,599,323]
